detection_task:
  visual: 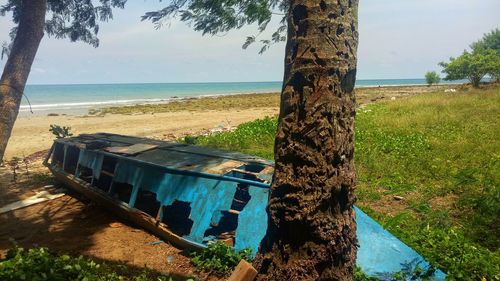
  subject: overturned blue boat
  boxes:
[44,133,445,279]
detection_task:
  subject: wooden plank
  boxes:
[0,191,65,214]
[227,260,257,281]
[104,143,158,155]
[204,160,246,175]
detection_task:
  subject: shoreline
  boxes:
[86,84,456,115]
[7,84,458,159]
[18,84,462,117]
[19,83,463,117]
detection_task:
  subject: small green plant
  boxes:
[354,264,436,281]
[31,172,55,184]
[0,245,194,281]
[354,267,379,281]
[191,242,253,274]
[6,157,21,182]
[182,135,199,145]
[49,124,73,139]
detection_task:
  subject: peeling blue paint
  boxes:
[77,150,104,179]
[111,159,268,248]
[234,185,269,254]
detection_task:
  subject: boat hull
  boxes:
[44,133,445,279]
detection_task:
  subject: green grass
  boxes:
[355,88,500,280]
[190,242,253,274]
[0,245,195,281]
[191,87,500,280]
[182,116,277,160]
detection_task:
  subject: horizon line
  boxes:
[27,78,430,86]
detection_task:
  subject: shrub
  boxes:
[49,124,73,139]
[425,71,441,86]
[191,242,253,274]
[0,245,194,281]
[193,116,277,159]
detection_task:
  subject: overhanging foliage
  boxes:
[0,0,127,58]
[142,0,288,53]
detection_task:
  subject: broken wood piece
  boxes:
[0,190,65,214]
[227,259,257,281]
[104,143,158,155]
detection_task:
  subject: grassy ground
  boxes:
[189,86,500,280]
[0,246,195,281]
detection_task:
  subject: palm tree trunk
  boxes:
[0,0,47,162]
[255,0,359,280]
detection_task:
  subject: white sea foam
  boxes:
[19,98,169,112]
[18,79,468,115]
[19,91,277,113]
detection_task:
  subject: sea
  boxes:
[20,79,463,116]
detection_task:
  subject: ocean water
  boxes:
[20,79,461,115]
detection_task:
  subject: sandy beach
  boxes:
[4,85,451,159]
[5,108,278,159]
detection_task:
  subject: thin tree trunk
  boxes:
[470,76,481,88]
[0,0,47,162]
[255,0,359,280]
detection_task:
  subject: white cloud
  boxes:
[32,67,46,74]
[0,0,499,83]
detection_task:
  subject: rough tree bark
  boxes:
[0,0,47,162]
[255,0,359,280]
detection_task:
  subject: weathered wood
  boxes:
[104,144,158,155]
[228,260,258,281]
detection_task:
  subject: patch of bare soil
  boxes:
[357,189,410,217]
[429,193,458,210]
[355,84,451,107]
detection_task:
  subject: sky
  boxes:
[0,0,499,85]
